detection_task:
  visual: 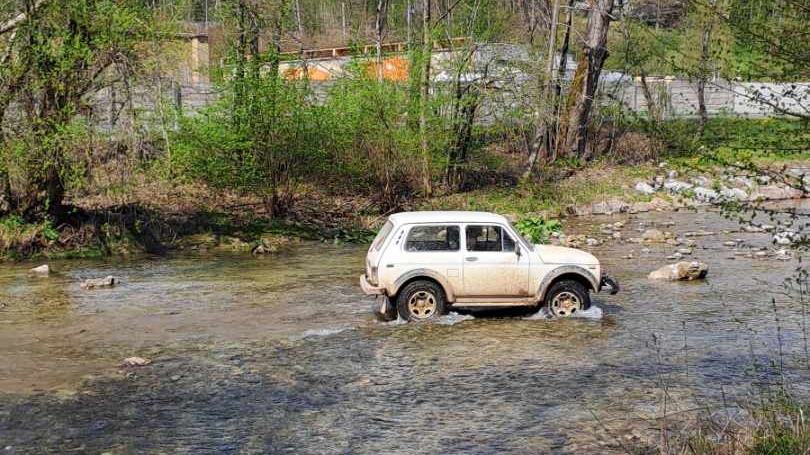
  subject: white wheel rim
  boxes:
[550,291,581,317]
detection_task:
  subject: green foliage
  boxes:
[514,217,561,244]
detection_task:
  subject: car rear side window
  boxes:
[405,225,460,252]
[372,221,394,251]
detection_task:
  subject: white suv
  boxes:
[360,211,618,321]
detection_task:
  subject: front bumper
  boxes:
[360,274,385,295]
[599,274,620,294]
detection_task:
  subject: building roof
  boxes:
[387,211,509,225]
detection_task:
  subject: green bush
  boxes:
[514,217,562,244]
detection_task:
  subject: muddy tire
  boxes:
[545,280,590,318]
[396,280,446,322]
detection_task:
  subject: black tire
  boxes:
[544,279,591,318]
[396,280,446,321]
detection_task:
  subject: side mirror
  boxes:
[515,244,522,258]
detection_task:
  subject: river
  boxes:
[1,205,808,454]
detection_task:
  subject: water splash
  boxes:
[300,327,349,338]
[524,304,603,320]
[437,312,475,325]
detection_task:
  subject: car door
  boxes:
[398,224,464,292]
[460,224,530,297]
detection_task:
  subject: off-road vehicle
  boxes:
[360,211,619,321]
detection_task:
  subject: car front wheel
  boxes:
[396,280,446,321]
[545,280,591,318]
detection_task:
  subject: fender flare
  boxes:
[535,265,599,301]
[392,269,456,302]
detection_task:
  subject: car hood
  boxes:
[534,245,599,265]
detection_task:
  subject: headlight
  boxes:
[370,266,379,285]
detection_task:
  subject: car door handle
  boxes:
[465,257,478,262]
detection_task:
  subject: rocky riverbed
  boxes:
[1,201,808,454]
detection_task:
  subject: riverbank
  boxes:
[1,155,808,261]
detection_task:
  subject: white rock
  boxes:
[773,231,800,245]
[122,356,151,367]
[720,187,748,201]
[81,276,117,289]
[693,187,719,202]
[663,180,693,194]
[30,264,50,274]
[649,261,709,281]
[634,181,656,195]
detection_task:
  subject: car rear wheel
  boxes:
[545,280,590,318]
[396,280,446,321]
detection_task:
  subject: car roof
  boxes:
[387,211,510,225]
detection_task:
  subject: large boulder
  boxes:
[649,261,708,281]
[750,185,803,201]
[591,200,630,215]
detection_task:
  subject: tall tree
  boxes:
[0,0,166,220]
[557,0,614,160]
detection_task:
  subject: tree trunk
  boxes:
[640,72,662,124]
[696,19,712,137]
[523,0,561,178]
[375,0,389,82]
[558,0,614,160]
[419,0,432,195]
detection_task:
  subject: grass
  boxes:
[421,162,658,218]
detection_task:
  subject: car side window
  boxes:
[405,225,460,252]
[466,225,516,252]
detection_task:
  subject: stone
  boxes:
[649,261,709,281]
[691,176,711,187]
[30,264,50,275]
[591,200,630,215]
[641,248,651,254]
[743,225,764,233]
[774,249,792,261]
[663,180,693,194]
[122,356,151,367]
[751,185,803,201]
[720,187,748,201]
[666,253,683,260]
[612,232,622,239]
[634,181,656,195]
[642,229,667,242]
[677,248,693,255]
[586,238,599,246]
[773,231,800,245]
[81,276,117,289]
[692,187,719,202]
[667,170,678,179]
[723,241,737,247]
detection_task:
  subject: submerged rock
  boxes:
[641,229,671,242]
[81,275,117,289]
[30,264,50,275]
[649,261,709,281]
[122,356,151,367]
[773,230,800,245]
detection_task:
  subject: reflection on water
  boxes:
[1,205,809,453]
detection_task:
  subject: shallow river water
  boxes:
[1,205,809,454]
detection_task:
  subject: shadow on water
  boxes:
[1,204,810,453]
